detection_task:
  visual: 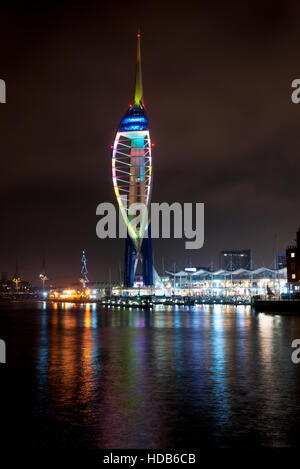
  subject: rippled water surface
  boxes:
[1,301,300,448]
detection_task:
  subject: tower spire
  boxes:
[134,28,143,107]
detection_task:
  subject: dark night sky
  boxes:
[1,0,300,284]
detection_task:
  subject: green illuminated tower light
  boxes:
[134,29,143,107]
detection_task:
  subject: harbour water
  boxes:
[1,301,300,449]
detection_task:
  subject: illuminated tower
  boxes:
[80,250,89,289]
[112,31,153,287]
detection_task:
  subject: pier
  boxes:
[253,297,300,313]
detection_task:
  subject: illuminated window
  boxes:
[291,252,295,258]
[292,274,296,279]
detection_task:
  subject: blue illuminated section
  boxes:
[119,105,149,132]
[122,116,147,124]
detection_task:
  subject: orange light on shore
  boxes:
[49,289,82,300]
[60,289,77,299]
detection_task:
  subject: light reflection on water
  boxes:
[2,301,300,448]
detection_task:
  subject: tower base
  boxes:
[124,225,153,287]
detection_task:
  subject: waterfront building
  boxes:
[220,249,251,270]
[286,228,300,286]
[90,266,287,299]
[164,266,287,297]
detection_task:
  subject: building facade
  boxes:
[286,228,300,285]
[220,249,251,270]
[165,267,287,298]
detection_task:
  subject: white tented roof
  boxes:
[166,267,287,278]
